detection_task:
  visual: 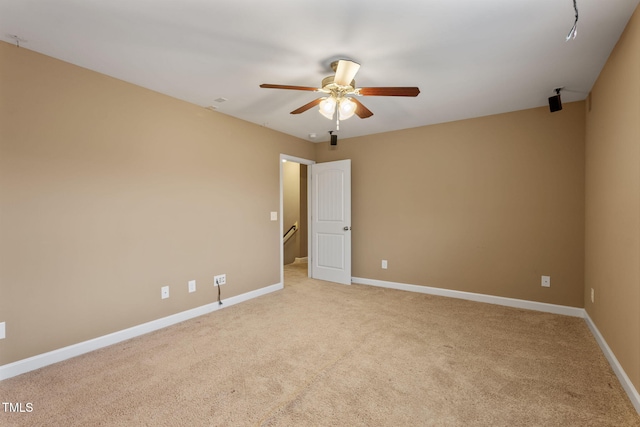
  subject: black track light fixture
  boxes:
[549,88,563,113]
[329,130,338,146]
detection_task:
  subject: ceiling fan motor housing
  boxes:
[321,76,356,92]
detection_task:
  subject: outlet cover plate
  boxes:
[214,274,226,286]
[541,276,551,287]
[381,260,388,269]
[161,286,170,299]
[188,280,196,293]
[0,322,5,339]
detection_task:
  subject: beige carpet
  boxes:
[1,262,639,426]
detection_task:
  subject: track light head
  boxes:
[549,88,563,113]
[329,131,338,146]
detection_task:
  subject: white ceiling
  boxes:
[1,0,638,142]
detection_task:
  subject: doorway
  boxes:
[282,160,307,264]
[279,155,352,286]
[279,154,314,286]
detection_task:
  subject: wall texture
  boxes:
[585,6,640,393]
[0,41,314,365]
[317,102,586,307]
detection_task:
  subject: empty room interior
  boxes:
[1,1,640,425]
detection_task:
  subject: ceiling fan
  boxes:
[260,59,420,129]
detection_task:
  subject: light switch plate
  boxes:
[0,322,5,339]
[270,211,278,221]
[188,280,196,293]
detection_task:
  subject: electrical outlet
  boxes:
[188,280,196,293]
[214,274,226,286]
[591,288,594,303]
[161,286,170,299]
[541,276,550,288]
[381,260,388,269]
[0,322,5,340]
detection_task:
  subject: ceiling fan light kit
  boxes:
[319,96,337,119]
[338,97,356,120]
[260,59,420,130]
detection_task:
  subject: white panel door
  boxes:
[311,159,351,285]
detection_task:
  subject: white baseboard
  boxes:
[4,276,640,415]
[584,311,640,413]
[0,282,283,381]
[352,277,585,317]
[294,257,308,263]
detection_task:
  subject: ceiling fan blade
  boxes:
[334,60,361,86]
[290,98,322,114]
[351,98,373,118]
[358,87,420,97]
[260,84,319,91]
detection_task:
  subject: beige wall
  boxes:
[585,6,640,392]
[0,41,314,365]
[317,102,585,307]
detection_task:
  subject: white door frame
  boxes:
[279,154,315,286]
